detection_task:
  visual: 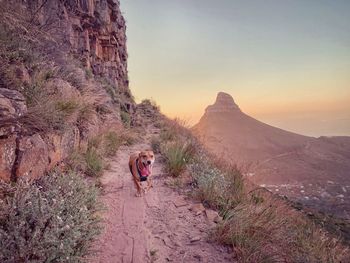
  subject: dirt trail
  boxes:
[89,127,232,263]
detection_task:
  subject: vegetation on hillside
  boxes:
[141,101,349,263]
[0,5,138,262]
[0,172,101,263]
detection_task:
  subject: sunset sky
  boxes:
[121,0,350,137]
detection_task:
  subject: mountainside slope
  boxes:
[193,92,311,164]
[194,92,350,218]
[0,0,133,182]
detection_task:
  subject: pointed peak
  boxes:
[205,92,241,114]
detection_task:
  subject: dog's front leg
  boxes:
[145,177,153,193]
[133,178,143,197]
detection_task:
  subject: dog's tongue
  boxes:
[141,164,151,176]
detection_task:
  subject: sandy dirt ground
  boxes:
[89,128,233,263]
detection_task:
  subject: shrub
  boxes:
[151,136,161,154]
[55,100,80,116]
[0,171,102,263]
[84,68,93,80]
[66,150,87,173]
[103,131,122,157]
[189,157,245,214]
[85,147,104,177]
[162,141,195,177]
[119,130,138,146]
[120,110,131,128]
[21,99,67,132]
[215,197,347,263]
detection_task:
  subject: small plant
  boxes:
[66,150,87,173]
[57,66,85,90]
[151,136,161,153]
[0,171,102,263]
[85,147,104,177]
[162,141,194,177]
[103,131,122,156]
[43,69,56,80]
[55,100,80,116]
[120,130,138,146]
[85,68,93,80]
[150,249,158,263]
[120,110,131,128]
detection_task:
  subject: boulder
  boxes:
[14,64,31,84]
[173,197,188,208]
[44,78,81,99]
[16,134,49,179]
[205,209,222,224]
[189,203,206,215]
[0,88,27,118]
[48,126,80,168]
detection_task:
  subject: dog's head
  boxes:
[139,150,155,167]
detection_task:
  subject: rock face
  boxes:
[0,88,27,118]
[25,0,129,92]
[205,92,241,114]
[0,0,130,181]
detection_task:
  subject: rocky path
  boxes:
[89,128,233,263]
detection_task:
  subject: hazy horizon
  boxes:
[122,0,350,137]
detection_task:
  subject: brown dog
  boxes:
[129,150,155,197]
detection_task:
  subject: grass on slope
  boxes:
[140,101,349,263]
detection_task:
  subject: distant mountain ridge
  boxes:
[193,92,350,218]
[194,92,311,164]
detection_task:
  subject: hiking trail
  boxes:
[89,125,233,263]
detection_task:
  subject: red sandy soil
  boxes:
[89,127,233,263]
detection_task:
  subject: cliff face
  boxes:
[205,92,241,114]
[22,0,129,92]
[0,0,132,181]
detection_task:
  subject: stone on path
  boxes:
[173,196,188,208]
[205,209,222,223]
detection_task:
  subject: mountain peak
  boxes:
[205,92,241,114]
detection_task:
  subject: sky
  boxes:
[121,0,350,137]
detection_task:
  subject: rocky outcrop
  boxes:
[0,0,130,181]
[205,92,241,114]
[22,0,129,93]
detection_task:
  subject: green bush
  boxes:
[85,147,104,177]
[103,131,122,156]
[0,171,102,263]
[162,141,195,177]
[189,157,245,214]
[55,100,80,116]
[120,111,131,128]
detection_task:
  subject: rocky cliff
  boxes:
[0,0,132,181]
[205,92,241,113]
